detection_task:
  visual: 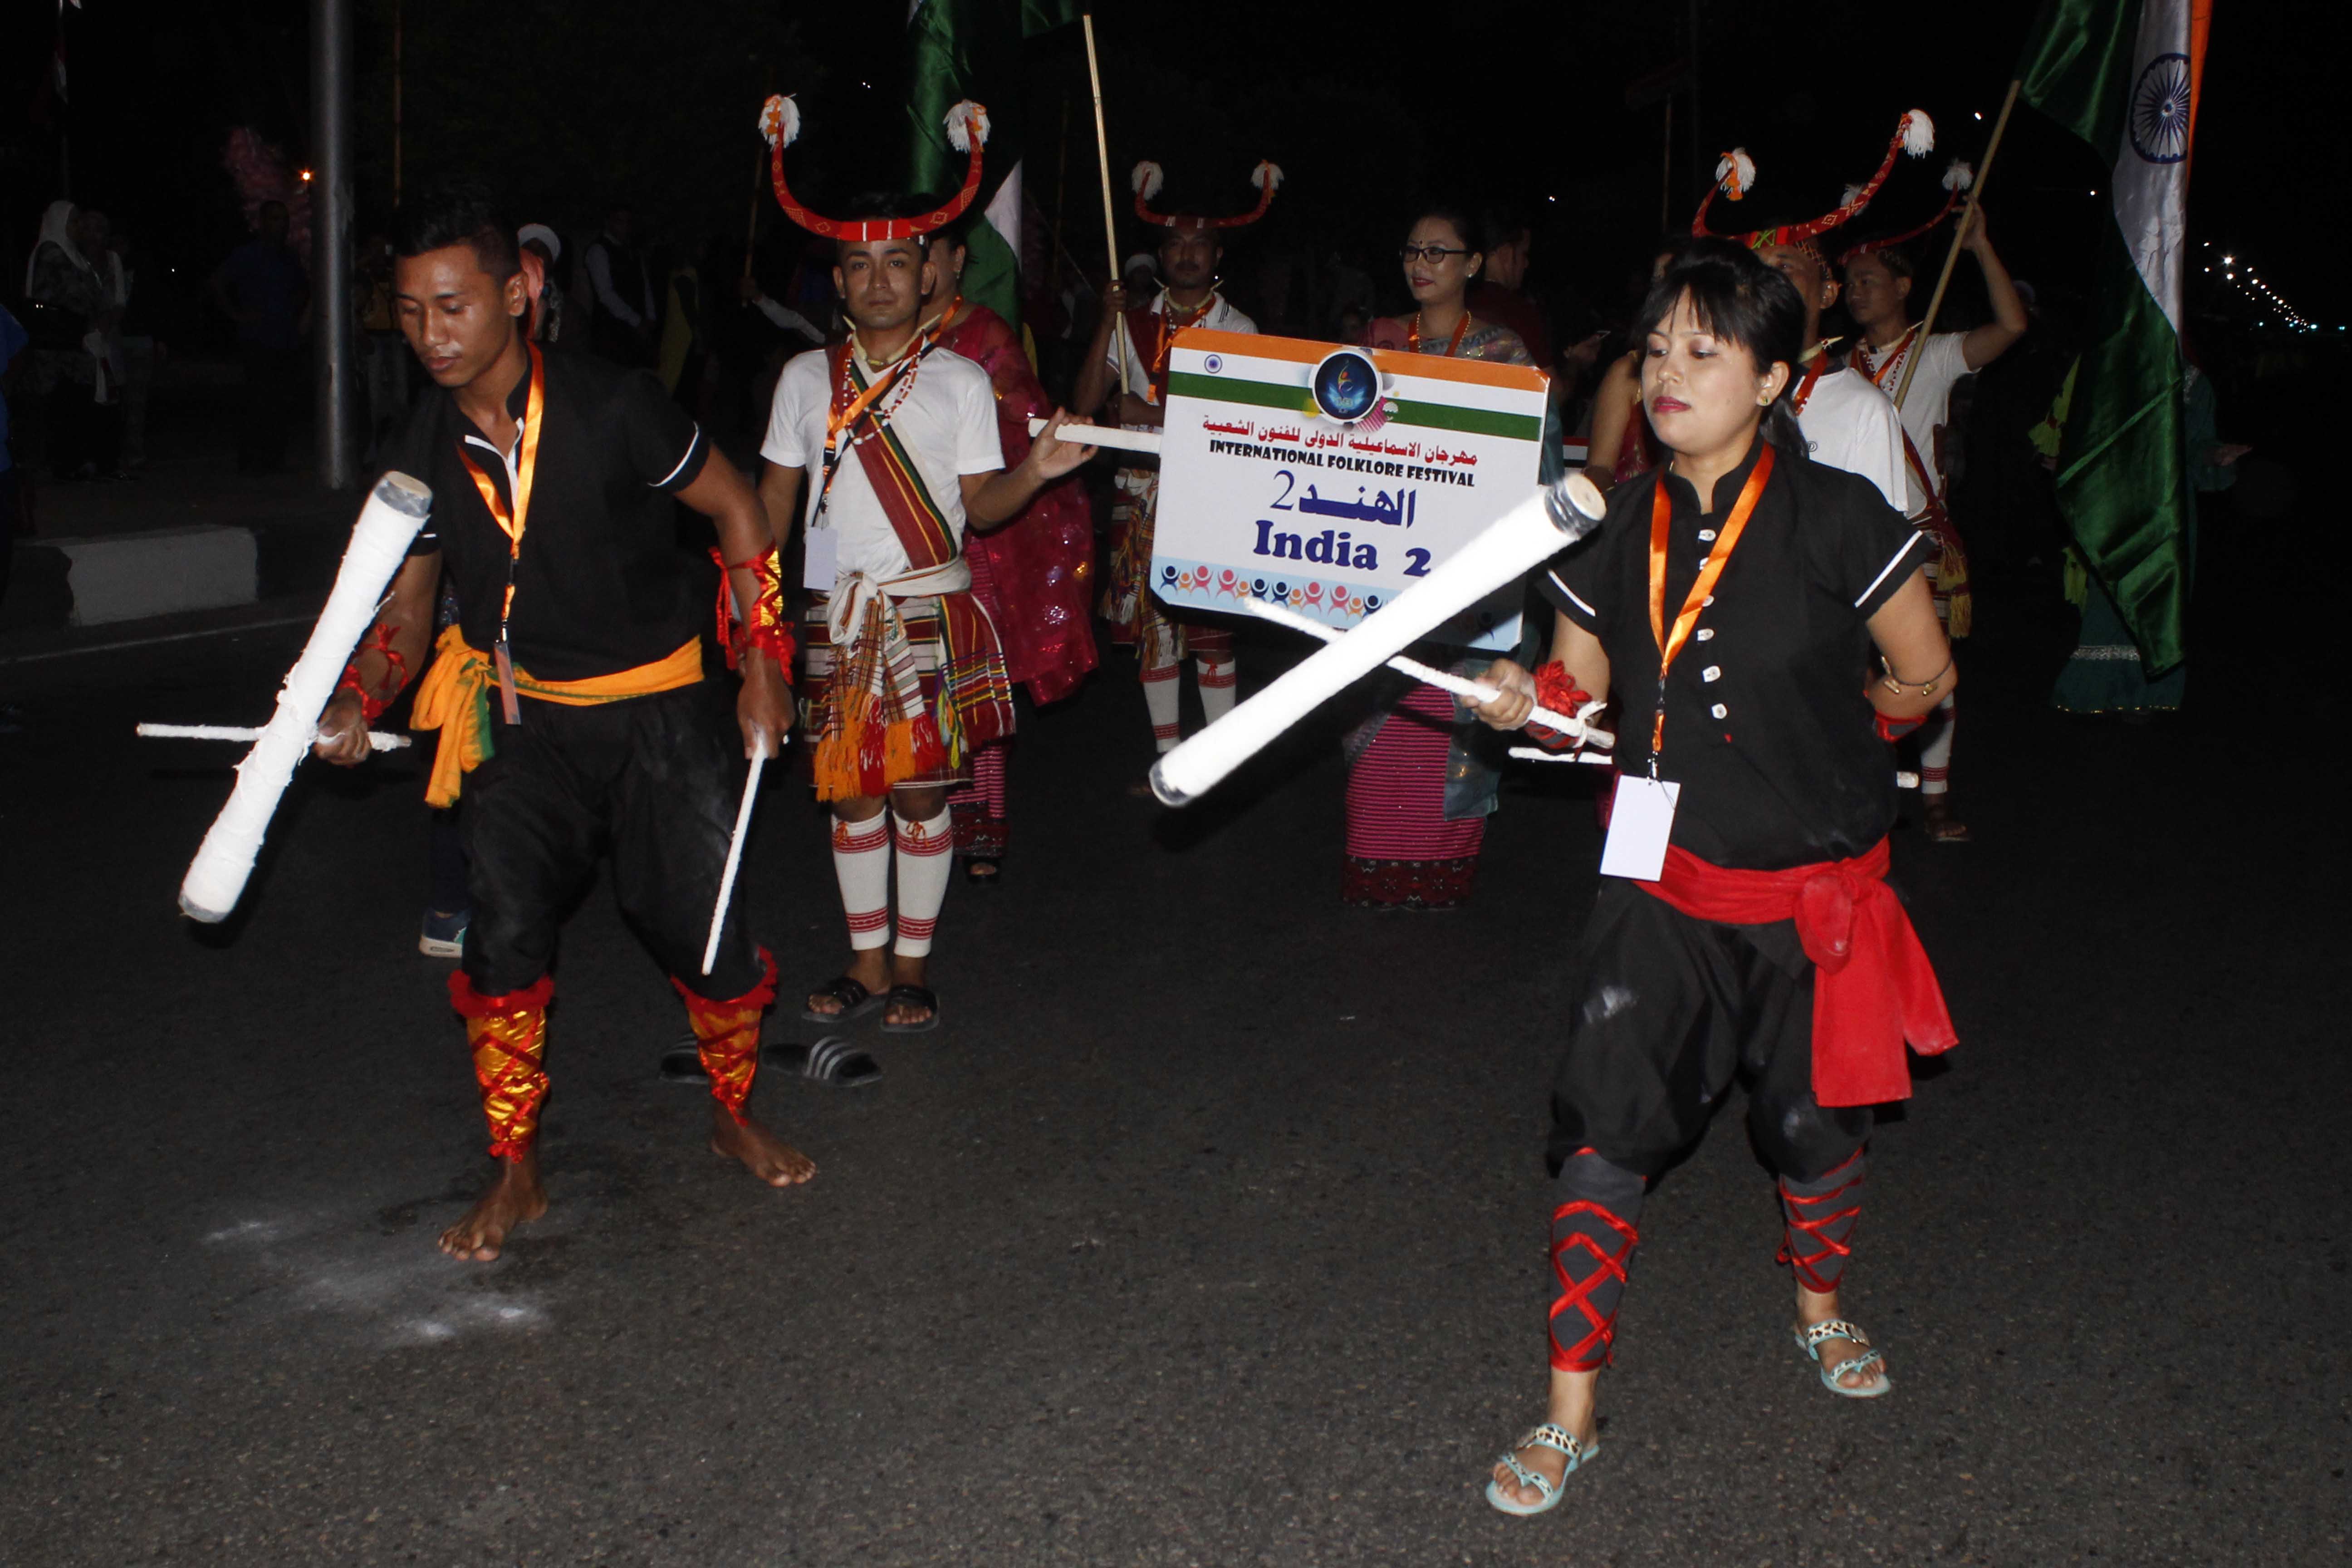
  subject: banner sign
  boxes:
[1149,330,1548,647]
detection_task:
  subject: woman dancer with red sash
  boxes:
[1467,240,1959,1515]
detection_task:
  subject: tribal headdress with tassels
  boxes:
[758,93,992,242]
[1838,161,1974,265]
[1131,159,1284,229]
[1691,109,1934,262]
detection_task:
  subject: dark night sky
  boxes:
[0,0,2328,343]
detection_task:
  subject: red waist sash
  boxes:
[1639,838,1957,1107]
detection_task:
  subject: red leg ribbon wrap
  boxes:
[671,948,778,1123]
[1777,1149,1866,1294]
[448,972,554,1162]
[1548,1198,1641,1372]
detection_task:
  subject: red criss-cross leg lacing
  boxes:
[1777,1151,1865,1294]
[1548,1200,1640,1372]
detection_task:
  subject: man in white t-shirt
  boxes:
[1844,209,2028,841]
[759,199,1092,1033]
[1752,237,1906,510]
[1073,167,1274,756]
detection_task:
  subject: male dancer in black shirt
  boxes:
[315,181,810,1260]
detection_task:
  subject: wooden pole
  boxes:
[1659,98,1673,235]
[1082,14,1128,393]
[745,68,772,284]
[1893,78,2021,410]
[391,0,402,206]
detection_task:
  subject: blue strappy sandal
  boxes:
[1483,1422,1600,1517]
[1793,1318,1891,1399]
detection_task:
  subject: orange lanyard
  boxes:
[1857,323,1920,390]
[1408,310,1471,356]
[1789,356,1826,412]
[458,343,545,723]
[459,343,545,638]
[1149,294,1216,382]
[824,315,946,468]
[1645,444,1775,765]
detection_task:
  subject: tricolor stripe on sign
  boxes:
[2018,0,2210,676]
[1171,331,1546,443]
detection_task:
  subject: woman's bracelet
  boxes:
[1879,656,1952,699]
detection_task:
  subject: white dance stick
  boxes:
[139,722,411,750]
[177,472,432,922]
[1151,472,1608,806]
[1240,597,1612,749]
[1025,415,1161,456]
[1507,747,1615,765]
[700,734,771,976]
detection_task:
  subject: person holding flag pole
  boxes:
[2009,0,2209,710]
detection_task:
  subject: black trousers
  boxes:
[1546,878,1870,1183]
[458,682,763,1001]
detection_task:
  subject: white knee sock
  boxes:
[1142,625,1183,752]
[891,806,953,957]
[1919,693,1957,796]
[831,813,892,951]
[1197,656,1238,725]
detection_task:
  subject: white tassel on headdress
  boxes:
[1250,160,1284,192]
[1131,161,1165,200]
[1943,159,1975,191]
[1901,110,1935,157]
[1840,182,1866,208]
[943,100,991,153]
[759,94,801,149]
[1715,148,1756,199]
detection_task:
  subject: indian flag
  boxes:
[2019,0,2211,675]
[905,0,1080,333]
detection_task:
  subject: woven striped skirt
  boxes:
[799,591,1015,792]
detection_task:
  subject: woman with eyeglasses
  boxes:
[1333,209,1537,909]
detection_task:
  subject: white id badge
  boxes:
[1599,775,1681,881]
[801,527,838,592]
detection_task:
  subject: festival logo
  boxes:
[1309,348,1382,425]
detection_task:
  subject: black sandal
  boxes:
[879,983,941,1034]
[799,975,885,1025]
[770,1037,883,1088]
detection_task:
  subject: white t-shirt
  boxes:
[1852,328,1969,516]
[1794,363,1906,512]
[1109,290,1258,404]
[762,345,1005,581]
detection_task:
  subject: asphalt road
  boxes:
[0,600,2341,1566]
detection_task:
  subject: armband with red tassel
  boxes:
[1524,659,1609,755]
[711,546,796,673]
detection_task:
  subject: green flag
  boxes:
[906,0,1081,331]
[2017,0,2209,675]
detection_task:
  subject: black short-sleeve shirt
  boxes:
[1540,437,1931,870]
[384,347,710,682]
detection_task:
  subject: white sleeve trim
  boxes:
[652,426,704,489]
[1548,569,1597,618]
[1854,531,1930,609]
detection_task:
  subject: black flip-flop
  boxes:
[800,974,885,1025]
[659,1032,707,1083]
[878,982,941,1034]
[770,1036,883,1088]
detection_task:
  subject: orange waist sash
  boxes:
[409,626,702,806]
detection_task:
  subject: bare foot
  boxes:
[710,1102,817,1187]
[1797,1284,1890,1391]
[439,1151,547,1261]
[1489,1366,1599,1509]
[808,948,890,1018]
